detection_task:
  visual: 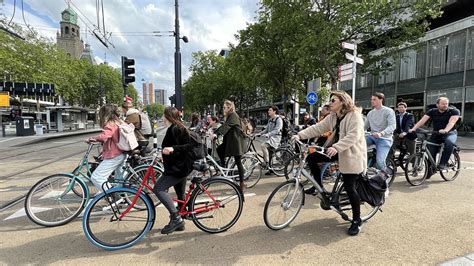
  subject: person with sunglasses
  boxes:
[292,91,367,236]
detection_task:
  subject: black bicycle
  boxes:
[404,130,461,186]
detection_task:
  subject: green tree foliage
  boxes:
[0,19,132,107]
[145,103,165,119]
[182,1,442,113]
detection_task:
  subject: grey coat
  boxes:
[261,115,283,149]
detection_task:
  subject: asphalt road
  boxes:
[0,131,473,265]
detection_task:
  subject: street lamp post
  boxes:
[174,0,188,111]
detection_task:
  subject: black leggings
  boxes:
[306,152,361,222]
[342,173,361,222]
[307,152,338,187]
[217,146,244,181]
[152,175,187,214]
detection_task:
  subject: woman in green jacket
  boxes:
[216,100,246,191]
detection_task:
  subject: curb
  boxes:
[11,129,102,147]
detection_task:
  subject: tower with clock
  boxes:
[56,7,84,59]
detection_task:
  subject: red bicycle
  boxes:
[82,150,244,250]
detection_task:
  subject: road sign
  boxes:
[340,74,353,81]
[345,53,364,65]
[0,92,9,107]
[340,63,352,71]
[307,78,321,92]
[342,42,356,50]
[339,69,352,77]
[306,91,318,105]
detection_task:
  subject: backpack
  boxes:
[188,130,206,161]
[280,117,290,138]
[356,168,388,207]
[117,123,139,151]
[138,112,154,137]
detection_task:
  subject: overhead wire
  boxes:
[7,0,16,26]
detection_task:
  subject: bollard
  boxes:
[153,130,158,149]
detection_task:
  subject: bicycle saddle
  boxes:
[193,162,209,172]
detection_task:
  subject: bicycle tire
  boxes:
[25,174,88,227]
[334,183,379,222]
[271,149,295,176]
[82,187,155,251]
[386,158,396,187]
[404,153,428,186]
[189,178,243,233]
[263,180,304,230]
[239,154,262,188]
[440,151,461,181]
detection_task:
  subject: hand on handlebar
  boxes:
[291,134,300,143]
[326,147,338,158]
[408,128,415,133]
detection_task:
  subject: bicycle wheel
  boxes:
[334,183,379,222]
[239,154,262,188]
[404,153,428,186]
[189,178,243,233]
[25,174,88,227]
[440,151,461,181]
[123,164,163,209]
[271,149,294,176]
[82,187,155,251]
[284,154,300,181]
[264,180,304,230]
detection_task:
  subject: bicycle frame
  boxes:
[419,140,443,171]
[114,150,223,220]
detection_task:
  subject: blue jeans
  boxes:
[427,131,457,166]
[366,136,392,170]
[90,153,125,192]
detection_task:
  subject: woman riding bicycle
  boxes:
[153,106,195,235]
[292,91,367,236]
[87,104,126,192]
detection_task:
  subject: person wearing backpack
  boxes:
[279,112,291,142]
[152,106,195,235]
[215,100,246,191]
[122,102,146,142]
[256,106,283,175]
[292,91,367,236]
[87,104,125,191]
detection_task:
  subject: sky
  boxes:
[0,0,260,103]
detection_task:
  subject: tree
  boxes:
[146,103,165,119]
[0,19,131,108]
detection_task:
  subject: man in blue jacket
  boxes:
[393,102,417,157]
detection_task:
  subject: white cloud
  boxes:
[2,0,259,101]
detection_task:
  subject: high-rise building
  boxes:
[155,89,166,105]
[142,83,148,105]
[148,83,155,105]
[56,7,84,59]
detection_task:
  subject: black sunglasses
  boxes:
[330,98,337,103]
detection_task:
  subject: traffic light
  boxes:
[121,56,135,86]
[169,94,176,106]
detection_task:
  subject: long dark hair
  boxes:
[164,106,188,133]
[98,104,121,128]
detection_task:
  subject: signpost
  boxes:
[340,42,364,102]
[307,78,321,115]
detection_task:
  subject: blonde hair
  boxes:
[329,90,360,116]
[223,100,235,116]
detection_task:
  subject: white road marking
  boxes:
[4,207,52,221]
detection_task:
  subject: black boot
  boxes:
[304,186,317,195]
[161,212,185,235]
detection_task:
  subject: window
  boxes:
[357,73,371,88]
[65,26,69,35]
[428,31,467,76]
[468,29,474,70]
[446,31,466,73]
[466,86,474,102]
[428,37,447,76]
[399,46,426,80]
[427,88,463,103]
[374,58,395,85]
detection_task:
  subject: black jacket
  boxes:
[162,124,194,177]
[395,112,416,140]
